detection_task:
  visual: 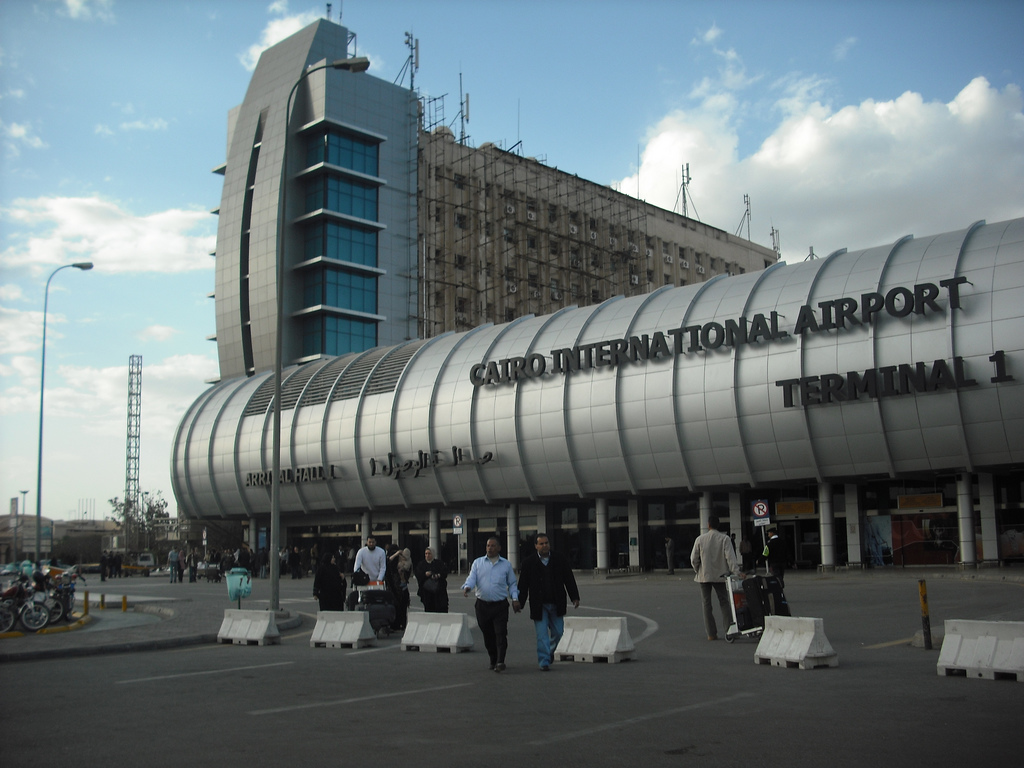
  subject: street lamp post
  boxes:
[270,56,369,612]
[35,262,93,565]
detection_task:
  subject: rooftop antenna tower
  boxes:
[674,163,700,221]
[397,31,419,90]
[770,226,782,259]
[124,354,142,551]
[326,3,331,21]
[458,73,470,144]
[735,194,751,240]
[675,163,695,219]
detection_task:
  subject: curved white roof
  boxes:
[171,218,1024,519]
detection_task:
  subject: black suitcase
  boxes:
[358,588,397,636]
[759,575,790,617]
[739,577,766,629]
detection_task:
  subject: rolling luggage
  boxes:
[357,585,397,637]
[725,574,791,642]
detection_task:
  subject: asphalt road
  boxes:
[2,569,1022,767]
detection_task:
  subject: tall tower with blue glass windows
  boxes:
[211,19,418,381]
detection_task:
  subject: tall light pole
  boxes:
[35,262,93,565]
[270,56,370,612]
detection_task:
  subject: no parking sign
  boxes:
[452,514,464,535]
[752,499,771,527]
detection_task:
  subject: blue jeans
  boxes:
[534,603,564,667]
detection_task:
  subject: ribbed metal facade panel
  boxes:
[173,219,1024,519]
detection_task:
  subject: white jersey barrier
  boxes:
[311,611,376,648]
[754,616,838,670]
[937,619,1024,682]
[400,613,474,652]
[217,609,281,646]
[555,616,635,663]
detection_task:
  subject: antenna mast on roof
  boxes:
[326,3,331,21]
[735,194,751,240]
[458,73,470,145]
[770,226,781,259]
[397,31,419,90]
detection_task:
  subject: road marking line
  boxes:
[249,682,472,716]
[863,637,914,649]
[528,692,756,746]
[116,661,294,684]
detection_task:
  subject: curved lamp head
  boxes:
[330,56,370,73]
[71,262,94,270]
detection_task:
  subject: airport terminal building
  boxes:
[172,18,1024,571]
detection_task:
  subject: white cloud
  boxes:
[0,305,45,356]
[615,76,1024,261]
[834,36,857,61]
[240,6,322,71]
[1,120,47,156]
[139,325,179,342]
[697,23,723,45]
[56,0,115,22]
[0,284,23,301]
[119,118,169,132]
[0,196,216,274]
[0,351,218,519]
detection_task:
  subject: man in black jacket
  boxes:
[514,533,581,671]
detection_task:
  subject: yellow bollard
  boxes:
[100,594,106,610]
[83,591,90,616]
[918,579,933,650]
[122,595,127,612]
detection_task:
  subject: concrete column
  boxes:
[506,504,520,569]
[596,498,610,571]
[978,473,998,566]
[627,499,639,570]
[818,481,836,571]
[429,507,440,555]
[699,492,711,530]
[361,512,371,545]
[844,483,863,567]
[728,492,741,540]
[957,472,977,567]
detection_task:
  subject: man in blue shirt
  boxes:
[462,537,519,672]
[514,533,580,671]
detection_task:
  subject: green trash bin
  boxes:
[226,567,252,607]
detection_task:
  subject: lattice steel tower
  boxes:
[125,354,142,550]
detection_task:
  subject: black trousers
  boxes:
[475,599,510,664]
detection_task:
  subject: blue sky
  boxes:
[1,0,1022,523]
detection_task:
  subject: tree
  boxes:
[107,491,170,552]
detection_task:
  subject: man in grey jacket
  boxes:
[690,515,743,640]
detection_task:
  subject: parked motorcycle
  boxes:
[0,575,51,633]
[46,567,83,623]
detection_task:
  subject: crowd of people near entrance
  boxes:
[121,527,791,671]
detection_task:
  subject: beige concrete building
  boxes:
[418,127,777,336]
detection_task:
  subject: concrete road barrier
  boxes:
[310,611,376,648]
[401,613,474,652]
[937,619,1024,682]
[555,616,635,663]
[217,609,281,646]
[754,615,838,670]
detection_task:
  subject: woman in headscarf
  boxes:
[313,552,347,612]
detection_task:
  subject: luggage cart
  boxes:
[724,575,765,642]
